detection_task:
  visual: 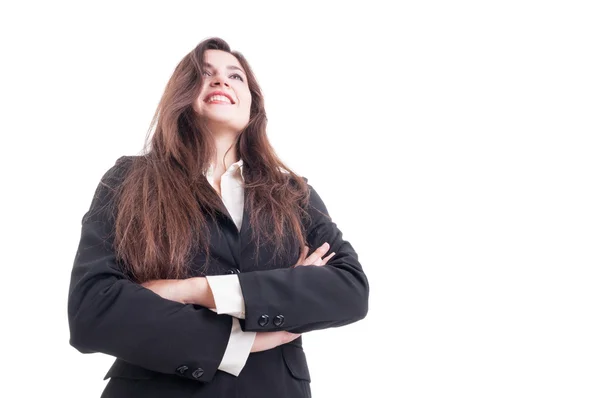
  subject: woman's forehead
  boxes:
[203,49,243,69]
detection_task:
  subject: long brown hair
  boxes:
[112,37,310,282]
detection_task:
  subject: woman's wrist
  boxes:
[184,277,216,308]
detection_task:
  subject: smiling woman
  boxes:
[67,36,369,398]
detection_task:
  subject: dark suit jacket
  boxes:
[67,155,369,398]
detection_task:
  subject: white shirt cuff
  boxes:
[206,274,246,319]
[217,318,256,376]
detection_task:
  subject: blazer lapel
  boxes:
[211,195,253,270]
[239,196,253,258]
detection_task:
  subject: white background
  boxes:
[1,1,599,397]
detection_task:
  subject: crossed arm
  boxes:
[141,241,335,369]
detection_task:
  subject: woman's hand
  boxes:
[140,279,194,305]
[294,242,335,267]
[251,331,301,353]
[141,277,215,307]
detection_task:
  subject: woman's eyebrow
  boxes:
[202,62,245,74]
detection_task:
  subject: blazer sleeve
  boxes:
[237,178,369,333]
[67,156,232,383]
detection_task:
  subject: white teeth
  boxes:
[206,95,232,104]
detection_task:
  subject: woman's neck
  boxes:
[211,132,240,172]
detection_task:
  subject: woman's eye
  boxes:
[201,70,243,81]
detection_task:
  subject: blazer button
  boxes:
[274,315,285,326]
[192,368,205,379]
[258,314,270,327]
[176,365,188,375]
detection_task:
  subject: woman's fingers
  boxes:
[322,251,336,264]
[295,242,336,267]
[251,331,302,353]
[295,245,310,266]
[279,331,301,345]
[303,242,330,265]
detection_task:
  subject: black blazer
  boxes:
[67,155,369,398]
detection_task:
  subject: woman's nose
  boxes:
[210,74,229,87]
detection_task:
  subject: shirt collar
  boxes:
[233,159,245,182]
[205,159,245,182]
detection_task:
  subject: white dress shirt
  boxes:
[204,159,256,377]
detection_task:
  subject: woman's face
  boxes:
[193,49,252,134]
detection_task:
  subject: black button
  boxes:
[176,365,188,374]
[192,368,204,379]
[258,314,270,327]
[228,268,240,274]
[274,315,285,326]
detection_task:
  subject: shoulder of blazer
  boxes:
[86,156,136,222]
[99,155,136,186]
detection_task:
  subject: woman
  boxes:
[68,37,369,398]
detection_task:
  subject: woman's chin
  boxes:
[204,118,246,133]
